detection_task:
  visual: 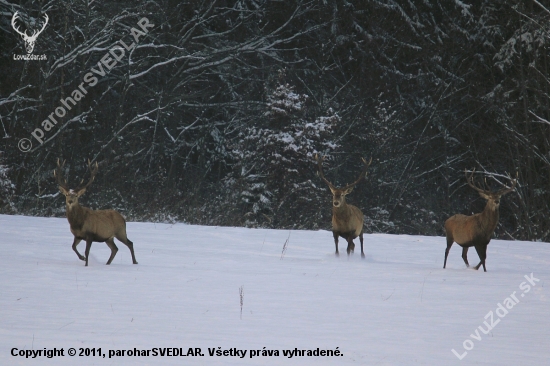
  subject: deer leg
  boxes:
[359,231,365,259]
[346,237,355,256]
[72,238,85,261]
[84,239,93,267]
[443,236,453,268]
[117,237,138,264]
[461,246,470,267]
[333,231,339,256]
[481,247,487,272]
[473,245,487,272]
[105,238,119,265]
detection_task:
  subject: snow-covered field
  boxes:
[0,214,548,365]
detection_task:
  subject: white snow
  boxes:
[0,214,548,365]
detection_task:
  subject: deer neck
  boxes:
[66,203,88,230]
[479,202,499,233]
[333,201,352,218]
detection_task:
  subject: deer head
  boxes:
[11,11,49,54]
[465,168,517,210]
[54,159,98,209]
[315,154,372,208]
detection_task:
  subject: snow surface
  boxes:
[0,214,548,365]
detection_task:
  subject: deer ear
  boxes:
[59,186,69,196]
[329,186,337,194]
[344,187,354,195]
[76,188,86,197]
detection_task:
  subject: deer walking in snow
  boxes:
[315,154,372,257]
[54,160,138,266]
[444,169,517,272]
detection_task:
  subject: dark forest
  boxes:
[1,0,549,241]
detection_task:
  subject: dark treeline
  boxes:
[1,0,549,241]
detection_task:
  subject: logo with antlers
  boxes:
[11,11,49,54]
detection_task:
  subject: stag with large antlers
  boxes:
[54,160,138,266]
[316,154,372,257]
[444,169,517,272]
[11,11,49,54]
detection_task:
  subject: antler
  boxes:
[30,13,48,39]
[466,168,518,196]
[316,154,372,190]
[315,154,336,190]
[54,159,69,191]
[342,157,372,191]
[11,12,27,38]
[495,172,518,196]
[465,168,489,195]
[76,160,99,191]
[11,12,48,39]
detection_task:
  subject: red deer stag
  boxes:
[444,169,517,272]
[54,159,138,266]
[316,154,372,257]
